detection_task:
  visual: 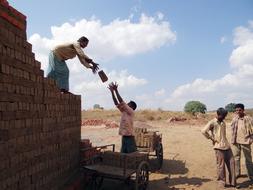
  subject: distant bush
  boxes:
[225,103,236,112]
[184,101,207,115]
[93,104,104,110]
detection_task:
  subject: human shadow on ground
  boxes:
[149,176,211,190]
[157,159,189,175]
[84,158,210,190]
[237,179,253,189]
[165,175,211,186]
[148,157,212,190]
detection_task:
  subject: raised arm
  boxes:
[112,82,123,103]
[108,83,119,106]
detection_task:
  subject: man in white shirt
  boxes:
[46,36,99,93]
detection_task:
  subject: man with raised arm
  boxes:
[108,82,137,153]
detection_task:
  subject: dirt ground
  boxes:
[81,121,253,190]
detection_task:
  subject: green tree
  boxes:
[184,100,207,115]
[93,104,101,109]
[225,103,236,112]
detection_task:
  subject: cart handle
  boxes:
[81,144,115,152]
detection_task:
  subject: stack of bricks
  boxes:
[134,128,158,151]
[0,0,81,189]
[81,119,119,129]
[102,151,148,171]
[80,139,101,165]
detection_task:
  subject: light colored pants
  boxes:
[232,143,253,180]
[215,148,236,187]
[46,51,69,91]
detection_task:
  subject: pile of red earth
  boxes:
[81,119,119,128]
[167,116,187,123]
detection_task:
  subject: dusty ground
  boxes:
[81,121,253,190]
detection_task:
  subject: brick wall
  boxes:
[0,0,82,189]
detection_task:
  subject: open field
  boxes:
[81,110,253,190]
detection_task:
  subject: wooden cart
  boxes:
[81,144,149,190]
[134,128,163,169]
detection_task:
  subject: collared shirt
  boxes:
[231,115,253,145]
[52,42,91,68]
[236,118,249,144]
[117,102,134,136]
[201,118,230,150]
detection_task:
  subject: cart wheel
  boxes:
[135,161,149,190]
[87,173,103,190]
[155,142,163,169]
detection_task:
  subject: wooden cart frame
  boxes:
[81,144,149,190]
[134,128,163,170]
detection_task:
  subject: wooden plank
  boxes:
[84,164,136,178]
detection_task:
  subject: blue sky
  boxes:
[8,0,253,110]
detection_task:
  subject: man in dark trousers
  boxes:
[108,82,137,153]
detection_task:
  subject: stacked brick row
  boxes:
[0,1,81,189]
[80,139,101,165]
[102,151,148,171]
[81,119,119,129]
[134,128,161,151]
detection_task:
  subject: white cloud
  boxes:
[165,21,253,111]
[29,13,176,70]
[220,36,227,44]
[135,89,168,109]
[28,13,175,109]
[155,88,165,96]
[157,12,164,20]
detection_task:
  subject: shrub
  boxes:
[225,103,236,112]
[93,104,104,110]
[184,101,207,115]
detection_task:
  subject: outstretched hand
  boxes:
[91,62,99,74]
[108,82,118,92]
[108,82,114,92]
[111,82,118,90]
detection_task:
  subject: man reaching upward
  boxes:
[108,82,137,153]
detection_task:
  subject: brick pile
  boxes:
[101,151,148,172]
[80,139,101,166]
[0,1,81,189]
[81,119,119,129]
[134,128,161,151]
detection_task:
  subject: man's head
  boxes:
[128,101,137,110]
[78,36,89,48]
[216,107,228,121]
[235,103,245,118]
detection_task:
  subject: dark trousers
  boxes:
[215,148,236,187]
[121,136,137,153]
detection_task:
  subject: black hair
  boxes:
[78,36,89,43]
[128,100,137,110]
[217,107,228,117]
[235,103,244,110]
